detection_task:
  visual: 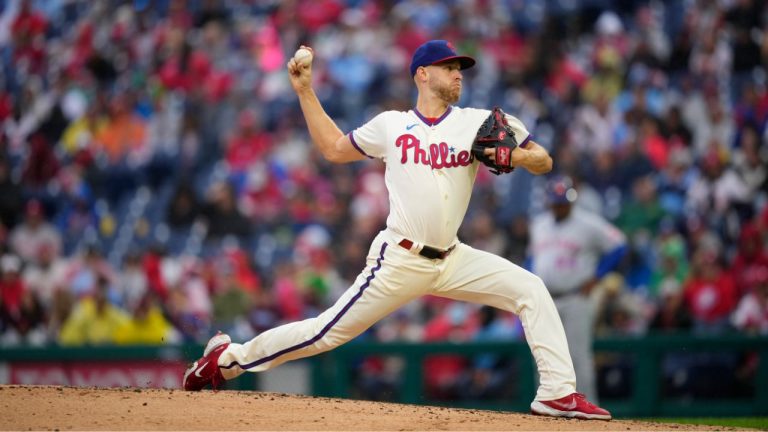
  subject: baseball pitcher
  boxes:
[183,40,611,420]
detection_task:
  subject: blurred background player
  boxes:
[529,176,627,402]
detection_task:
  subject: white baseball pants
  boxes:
[217,229,577,401]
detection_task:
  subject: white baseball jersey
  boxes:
[348,106,531,249]
[530,208,626,295]
[216,106,580,403]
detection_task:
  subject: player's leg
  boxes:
[554,296,597,402]
[431,243,610,419]
[217,236,436,380]
[430,243,576,401]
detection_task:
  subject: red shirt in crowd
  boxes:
[684,271,738,323]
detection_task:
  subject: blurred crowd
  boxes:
[0,0,767,357]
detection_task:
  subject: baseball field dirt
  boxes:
[0,385,743,431]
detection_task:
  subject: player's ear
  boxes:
[415,66,428,83]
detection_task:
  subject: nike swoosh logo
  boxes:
[553,399,578,410]
[406,123,418,130]
[194,361,209,378]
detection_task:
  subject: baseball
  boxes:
[294,47,313,66]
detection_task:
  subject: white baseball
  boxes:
[294,48,313,66]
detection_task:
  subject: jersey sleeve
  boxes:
[348,112,389,159]
[503,113,533,148]
[588,215,627,254]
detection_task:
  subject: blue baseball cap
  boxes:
[410,40,476,77]
[547,175,578,204]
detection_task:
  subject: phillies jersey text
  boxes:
[349,106,531,249]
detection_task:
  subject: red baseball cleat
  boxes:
[183,332,231,391]
[530,393,612,420]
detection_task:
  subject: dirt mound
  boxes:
[0,385,735,431]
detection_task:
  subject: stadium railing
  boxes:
[0,334,766,417]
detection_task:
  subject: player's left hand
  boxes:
[483,146,547,172]
[472,107,518,175]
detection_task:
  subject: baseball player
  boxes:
[529,176,627,403]
[183,40,611,420]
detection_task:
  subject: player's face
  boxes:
[427,60,463,104]
[552,202,572,221]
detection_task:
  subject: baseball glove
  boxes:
[472,107,518,175]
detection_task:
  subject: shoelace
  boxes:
[573,393,597,409]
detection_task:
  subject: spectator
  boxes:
[21,241,68,309]
[247,290,280,336]
[501,215,530,266]
[690,96,734,158]
[59,277,129,346]
[422,302,477,400]
[93,93,148,164]
[202,181,252,240]
[59,100,105,159]
[0,155,23,229]
[661,105,693,148]
[464,210,506,256]
[732,83,768,133]
[46,289,73,343]
[270,260,303,322]
[731,123,767,198]
[142,245,170,301]
[572,92,618,156]
[224,109,272,174]
[63,244,114,299]
[458,305,523,400]
[113,294,179,345]
[615,137,655,193]
[297,248,342,310]
[21,133,60,190]
[166,181,202,228]
[10,0,48,76]
[731,223,768,298]
[683,249,738,335]
[114,251,149,312]
[165,258,212,342]
[650,278,692,333]
[731,269,768,335]
[593,273,647,337]
[1,290,46,346]
[689,30,732,90]
[616,175,666,238]
[0,254,25,325]
[649,233,690,299]
[211,268,253,337]
[9,199,62,264]
[637,115,669,170]
[656,147,696,219]
[686,148,751,219]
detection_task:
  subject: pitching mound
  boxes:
[0,385,738,431]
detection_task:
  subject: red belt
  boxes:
[398,239,455,260]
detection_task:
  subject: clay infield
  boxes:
[0,385,743,431]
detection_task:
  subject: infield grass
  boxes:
[645,417,768,430]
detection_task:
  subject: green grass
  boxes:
[644,417,768,430]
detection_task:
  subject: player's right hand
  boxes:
[287,45,313,94]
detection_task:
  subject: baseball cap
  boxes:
[547,175,578,204]
[410,40,475,77]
